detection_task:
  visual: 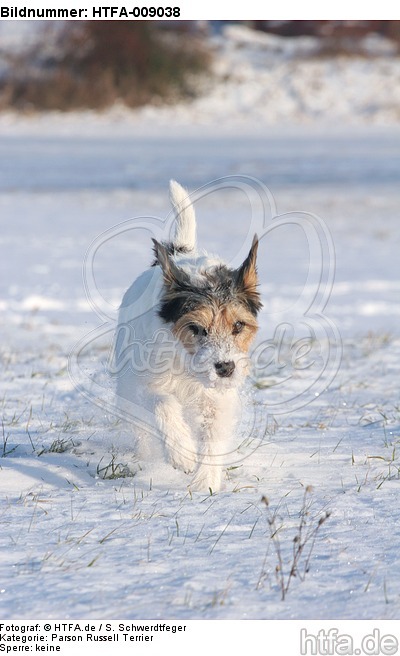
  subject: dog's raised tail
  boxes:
[169,180,196,252]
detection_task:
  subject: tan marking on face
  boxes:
[172,305,214,354]
[215,304,258,352]
[172,301,258,354]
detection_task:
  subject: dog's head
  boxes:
[153,236,262,387]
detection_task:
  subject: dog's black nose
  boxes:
[214,361,235,378]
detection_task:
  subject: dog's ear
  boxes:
[152,239,189,288]
[234,234,263,315]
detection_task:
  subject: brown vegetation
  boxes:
[0,22,211,111]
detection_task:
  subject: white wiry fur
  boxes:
[113,181,259,492]
[169,179,197,251]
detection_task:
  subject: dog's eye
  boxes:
[188,323,208,337]
[232,321,245,335]
[189,324,199,335]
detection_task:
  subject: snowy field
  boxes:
[1,23,400,621]
[1,118,399,621]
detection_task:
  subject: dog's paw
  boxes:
[169,451,195,475]
[189,466,222,494]
[165,437,196,474]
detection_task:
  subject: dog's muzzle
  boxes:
[214,360,235,378]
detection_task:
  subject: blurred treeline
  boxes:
[0,21,210,111]
[0,20,399,112]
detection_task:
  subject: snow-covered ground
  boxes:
[1,23,400,621]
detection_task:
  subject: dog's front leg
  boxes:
[190,391,238,493]
[154,395,196,474]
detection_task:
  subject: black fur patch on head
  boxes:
[158,264,261,325]
[158,276,210,324]
[158,292,200,324]
[236,290,262,317]
[206,264,262,317]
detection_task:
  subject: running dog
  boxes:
[114,181,262,491]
